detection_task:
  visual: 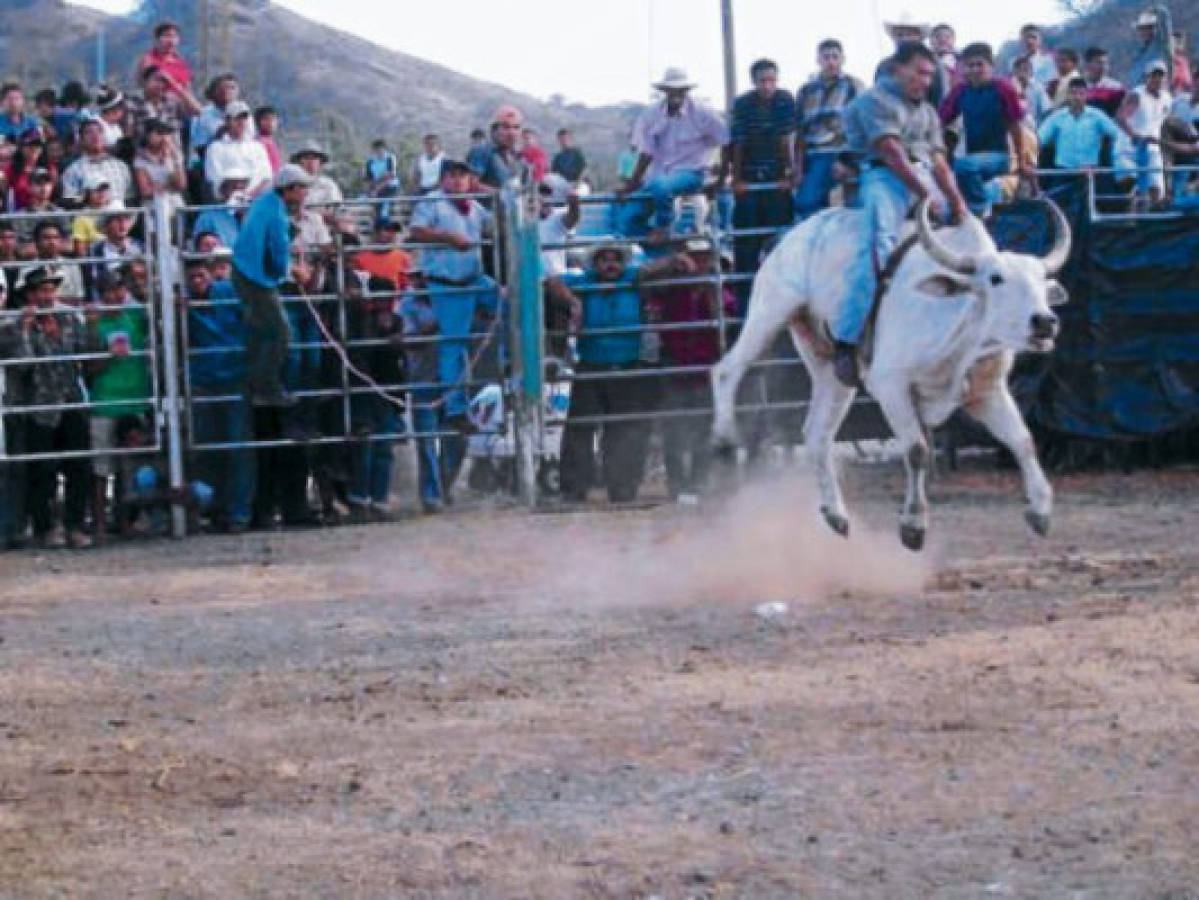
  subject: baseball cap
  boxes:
[274,163,315,189]
[440,158,472,177]
[225,100,252,118]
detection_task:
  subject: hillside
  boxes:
[1045,0,1198,77]
[0,0,639,186]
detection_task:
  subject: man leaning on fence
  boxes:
[406,158,499,513]
[232,163,314,409]
[4,266,92,549]
[559,240,656,504]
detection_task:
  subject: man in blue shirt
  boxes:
[231,162,312,408]
[0,83,41,142]
[193,170,250,250]
[559,240,656,504]
[1039,78,1128,169]
[407,158,499,512]
[183,258,255,532]
[730,58,795,306]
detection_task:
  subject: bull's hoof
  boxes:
[899,523,926,552]
[821,507,850,538]
[1025,510,1051,538]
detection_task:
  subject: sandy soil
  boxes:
[1,460,1197,898]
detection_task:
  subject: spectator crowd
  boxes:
[0,8,1196,549]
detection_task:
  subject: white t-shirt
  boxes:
[100,118,124,151]
[538,209,573,278]
[1128,85,1173,138]
[204,135,273,195]
[416,152,445,191]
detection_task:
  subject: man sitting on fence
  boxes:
[793,41,863,221]
[938,43,1028,218]
[232,163,314,409]
[1119,60,1172,209]
[406,157,499,513]
[182,257,255,533]
[1038,77,1129,190]
[617,67,729,244]
[559,240,657,504]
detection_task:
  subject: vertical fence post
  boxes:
[501,183,544,507]
[154,195,187,539]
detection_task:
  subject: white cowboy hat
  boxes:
[884,11,932,39]
[1133,11,1158,29]
[653,66,696,91]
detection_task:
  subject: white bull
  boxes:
[711,199,1071,550]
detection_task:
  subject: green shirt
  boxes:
[90,306,151,417]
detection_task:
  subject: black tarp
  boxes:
[986,184,1199,446]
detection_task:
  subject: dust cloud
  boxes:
[348,473,931,613]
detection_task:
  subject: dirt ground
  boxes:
[1,458,1198,898]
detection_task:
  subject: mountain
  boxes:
[1039,0,1197,79]
[0,0,640,187]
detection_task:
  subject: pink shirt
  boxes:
[259,136,282,174]
[521,145,548,182]
[138,48,193,95]
[634,97,730,177]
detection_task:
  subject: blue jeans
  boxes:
[836,167,915,345]
[794,150,838,221]
[412,404,466,507]
[426,278,498,418]
[953,151,1010,216]
[191,387,256,526]
[349,395,402,506]
[617,168,704,236]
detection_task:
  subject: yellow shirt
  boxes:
[71,214,102,247]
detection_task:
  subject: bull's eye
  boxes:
[989,273,1004,287]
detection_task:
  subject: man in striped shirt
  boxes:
[794,40,865,220]
[730,58,795,303]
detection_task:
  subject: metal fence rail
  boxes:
[2,159,1196,540]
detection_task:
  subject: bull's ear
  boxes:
[1046,279,1069,307]
[915,274,973,298]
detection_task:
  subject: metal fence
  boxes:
[2,159,1197,542]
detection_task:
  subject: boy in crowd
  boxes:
[85,269,151,542]
[182,257,255,533]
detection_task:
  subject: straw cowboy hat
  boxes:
[585,238,632,269]
[884,11,932,39]
[652,66,696,91]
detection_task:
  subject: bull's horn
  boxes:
[916,198,976,276]
[1038,198,1072,276]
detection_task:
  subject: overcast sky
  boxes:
[75,0,1065,105]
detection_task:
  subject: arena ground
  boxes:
[1,458,1197,897]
